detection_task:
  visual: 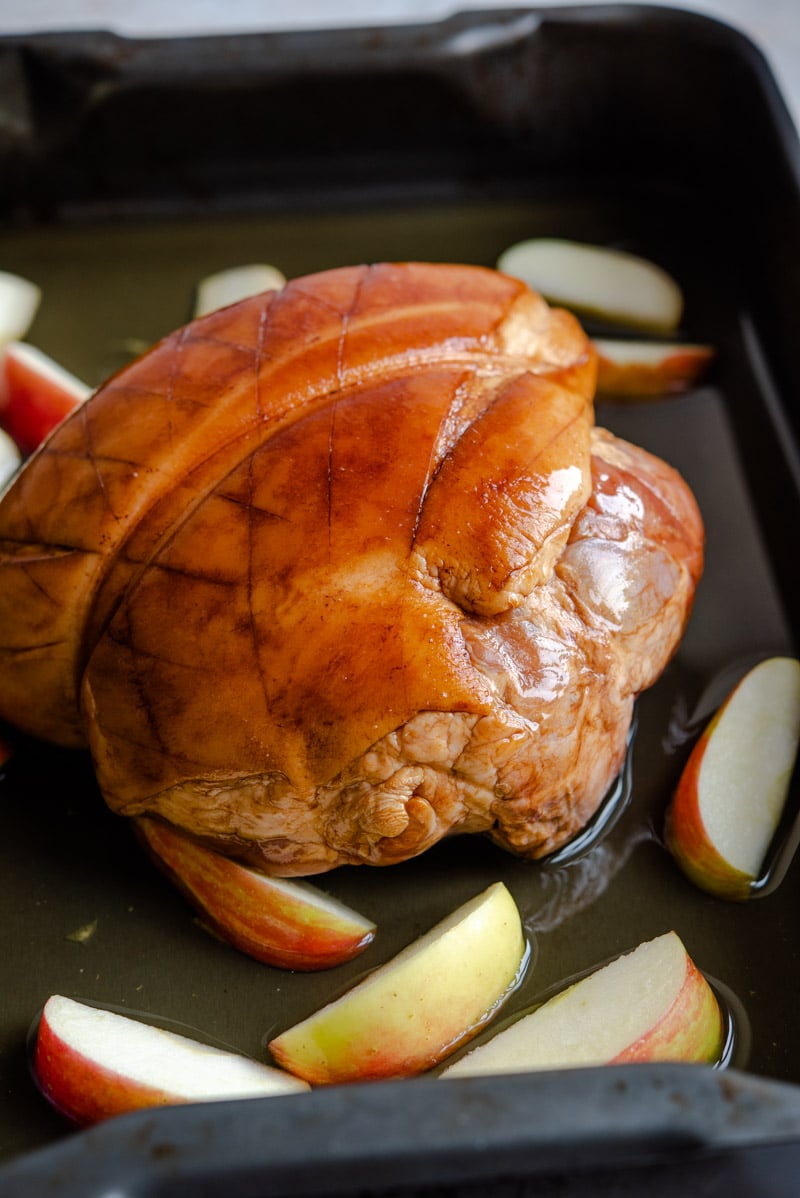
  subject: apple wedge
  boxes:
[594,338,714,398]
[665,656,800,900]
[268,882,527,1084]
[0,426,21,491]
[34,994,309,1126]
[441,931,723,1078]
[194,264,287,317]
[0,271,41,347]
[0,342,91,454]
[136,817,376,970]
[497,238,683,335]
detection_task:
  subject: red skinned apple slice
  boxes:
[136,817,376,970]
[497,238,683,335]
[0,342,91,454]
[0,271,41,346]
[268,882,528,1084]
[665,656,800,900]
[0,426,21,490]
[441,931,723,1078]
[594,338,714,398]
[34,994,309,1126]
[194,264,287,316]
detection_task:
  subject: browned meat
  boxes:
[0,263,702,873]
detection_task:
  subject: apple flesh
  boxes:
[194,264,287,317]
[136,816,376,970]
[665,656,800,900]
[268,882,528,1084]
[441,931,723,1078]
[0,342,91,454]
[0,426,21,491]
[594,338,714,398]
[0,271,41,347]
[497,238,683,335]
[34,994,309,1126]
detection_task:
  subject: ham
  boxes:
[0,263,702,873]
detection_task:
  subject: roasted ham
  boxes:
[0,263,703,873]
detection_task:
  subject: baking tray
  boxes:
[1,5,800,1194]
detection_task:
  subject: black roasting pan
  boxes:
[0,6,799,1195]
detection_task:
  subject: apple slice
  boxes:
[0,342,91,454]
[0,271,41,347]
[665,656,800,900]
[34,994,309,1126]
[441,931,723,1078]
[136,816,376,971]
[194,264,287,317]
[0,426,21,491]
[268,882,527,1084]
[594,338,714,398]
[497,238,683,335]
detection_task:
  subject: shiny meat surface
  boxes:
[0,263,703,872]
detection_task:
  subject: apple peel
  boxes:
[268,881,528,1084]
[136,816,376,971]
[441,931,724,1078]
[34,994,309,1126]
[497,238,683,335]
[594,338,714,398]
[0,342,91,454]
[194,264,287,317]
[665,656,800,900]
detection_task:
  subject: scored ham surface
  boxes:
[0,263,703,873]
